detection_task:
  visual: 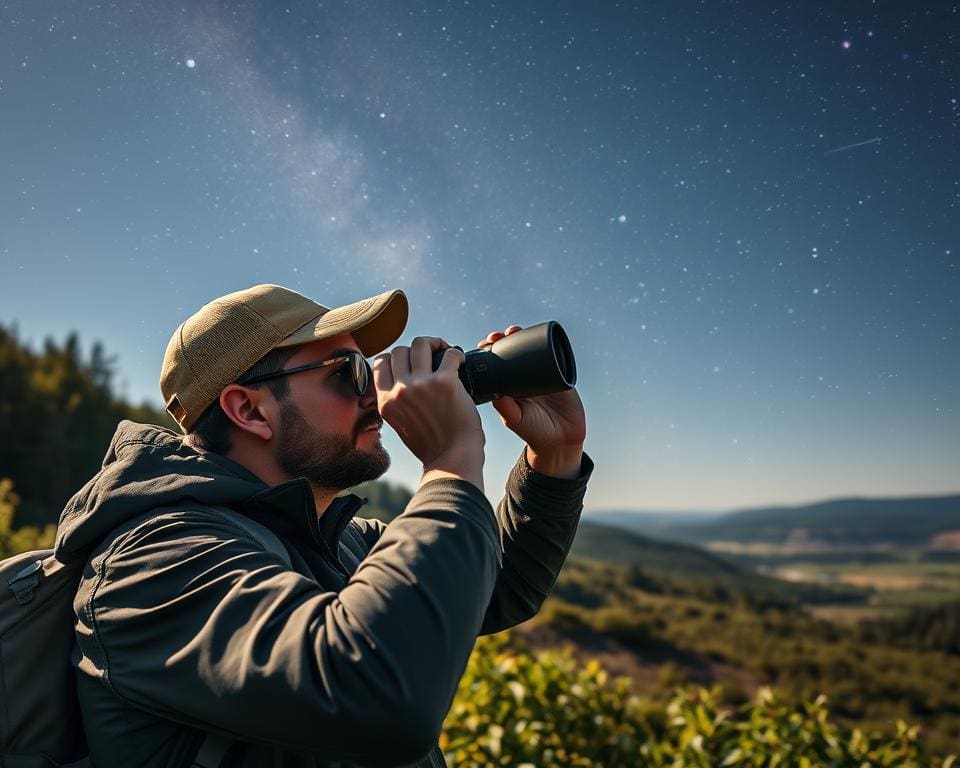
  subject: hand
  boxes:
[478,326,587,479]
[374,337,485,491]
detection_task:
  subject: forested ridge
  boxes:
[0,324,173,527]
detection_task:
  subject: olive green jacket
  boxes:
[55,421,592,767]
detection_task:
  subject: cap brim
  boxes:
[276,289,408,356]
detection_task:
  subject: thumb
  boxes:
[491,395,523,430]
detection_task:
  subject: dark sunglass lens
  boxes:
[353,354,370,395]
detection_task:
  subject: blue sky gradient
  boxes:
[2,1,957,510]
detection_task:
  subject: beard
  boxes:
[274,399,390,492]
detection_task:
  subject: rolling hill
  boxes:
[569,521,863,606]
[589,494,960,551]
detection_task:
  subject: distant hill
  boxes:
[572,521,741,578]
[588,495,960,552]
[570,521,861,606]
[585,510,723,537]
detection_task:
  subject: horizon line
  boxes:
[585,489,960,516]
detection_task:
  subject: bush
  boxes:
[442,634,957,767]
[592,606,652,646]
[0,478,55,558]
[442,634,650,766]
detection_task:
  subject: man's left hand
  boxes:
[478,325,587,479]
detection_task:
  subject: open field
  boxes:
[522,555,960,756]
[769,560,960,591]
[760,556,960,620]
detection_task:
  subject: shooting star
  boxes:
[824,137,882,156]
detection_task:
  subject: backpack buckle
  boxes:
[8,559,43,605]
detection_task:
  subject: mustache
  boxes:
[356,415,383,435]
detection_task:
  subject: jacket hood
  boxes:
[55,420,269,564]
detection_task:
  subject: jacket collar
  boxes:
[239,476,368,554]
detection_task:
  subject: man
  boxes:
[55,283,591,767]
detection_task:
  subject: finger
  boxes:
[477,331,505,349]
[504,325,523,335]
[390,346,412,383]
[372,353,395,391]
[437,346,465,374]
[410,336,448,375]
[491,395,522,430]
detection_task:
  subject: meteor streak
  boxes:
[824,137,882,155]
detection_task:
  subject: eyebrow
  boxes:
[322,347,360,362]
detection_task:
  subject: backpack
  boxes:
[1,511,292,768]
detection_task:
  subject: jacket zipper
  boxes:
[307,496,365,580]
[318,538,350,579]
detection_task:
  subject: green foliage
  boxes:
[346,477,414,523]
[0,478,55,557]
[0,325,174,527]
[859,601,960,655]
[647,686,953,768]
[539,557,960,755]
[443,634,651,766]
[442,635,957,767]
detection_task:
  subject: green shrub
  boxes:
[442,634,650,766]
[442,634,957,767]
[0,478,55,558]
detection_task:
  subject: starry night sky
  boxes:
[2,1,957,511]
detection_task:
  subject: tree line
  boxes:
[0,324,173,528]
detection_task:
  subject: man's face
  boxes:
[269,335,390,491]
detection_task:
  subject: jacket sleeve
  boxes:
[479,449,594,634]
[77,480,499,766]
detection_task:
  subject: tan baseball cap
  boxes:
[160,284,408,432]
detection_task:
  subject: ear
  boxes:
[219,384,276,442]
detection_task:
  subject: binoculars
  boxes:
[431,321,577,405]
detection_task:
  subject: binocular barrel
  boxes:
[430,321,577,405]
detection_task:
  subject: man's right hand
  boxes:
[373,337,485,493]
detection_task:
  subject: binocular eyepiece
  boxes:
[430,321,577,405]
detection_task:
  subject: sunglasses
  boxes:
[240,351,371,397]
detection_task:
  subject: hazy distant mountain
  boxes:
[572,520,738,577]
[585,510,723,537]
[589,495,960,551]
[569,521,859,605]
